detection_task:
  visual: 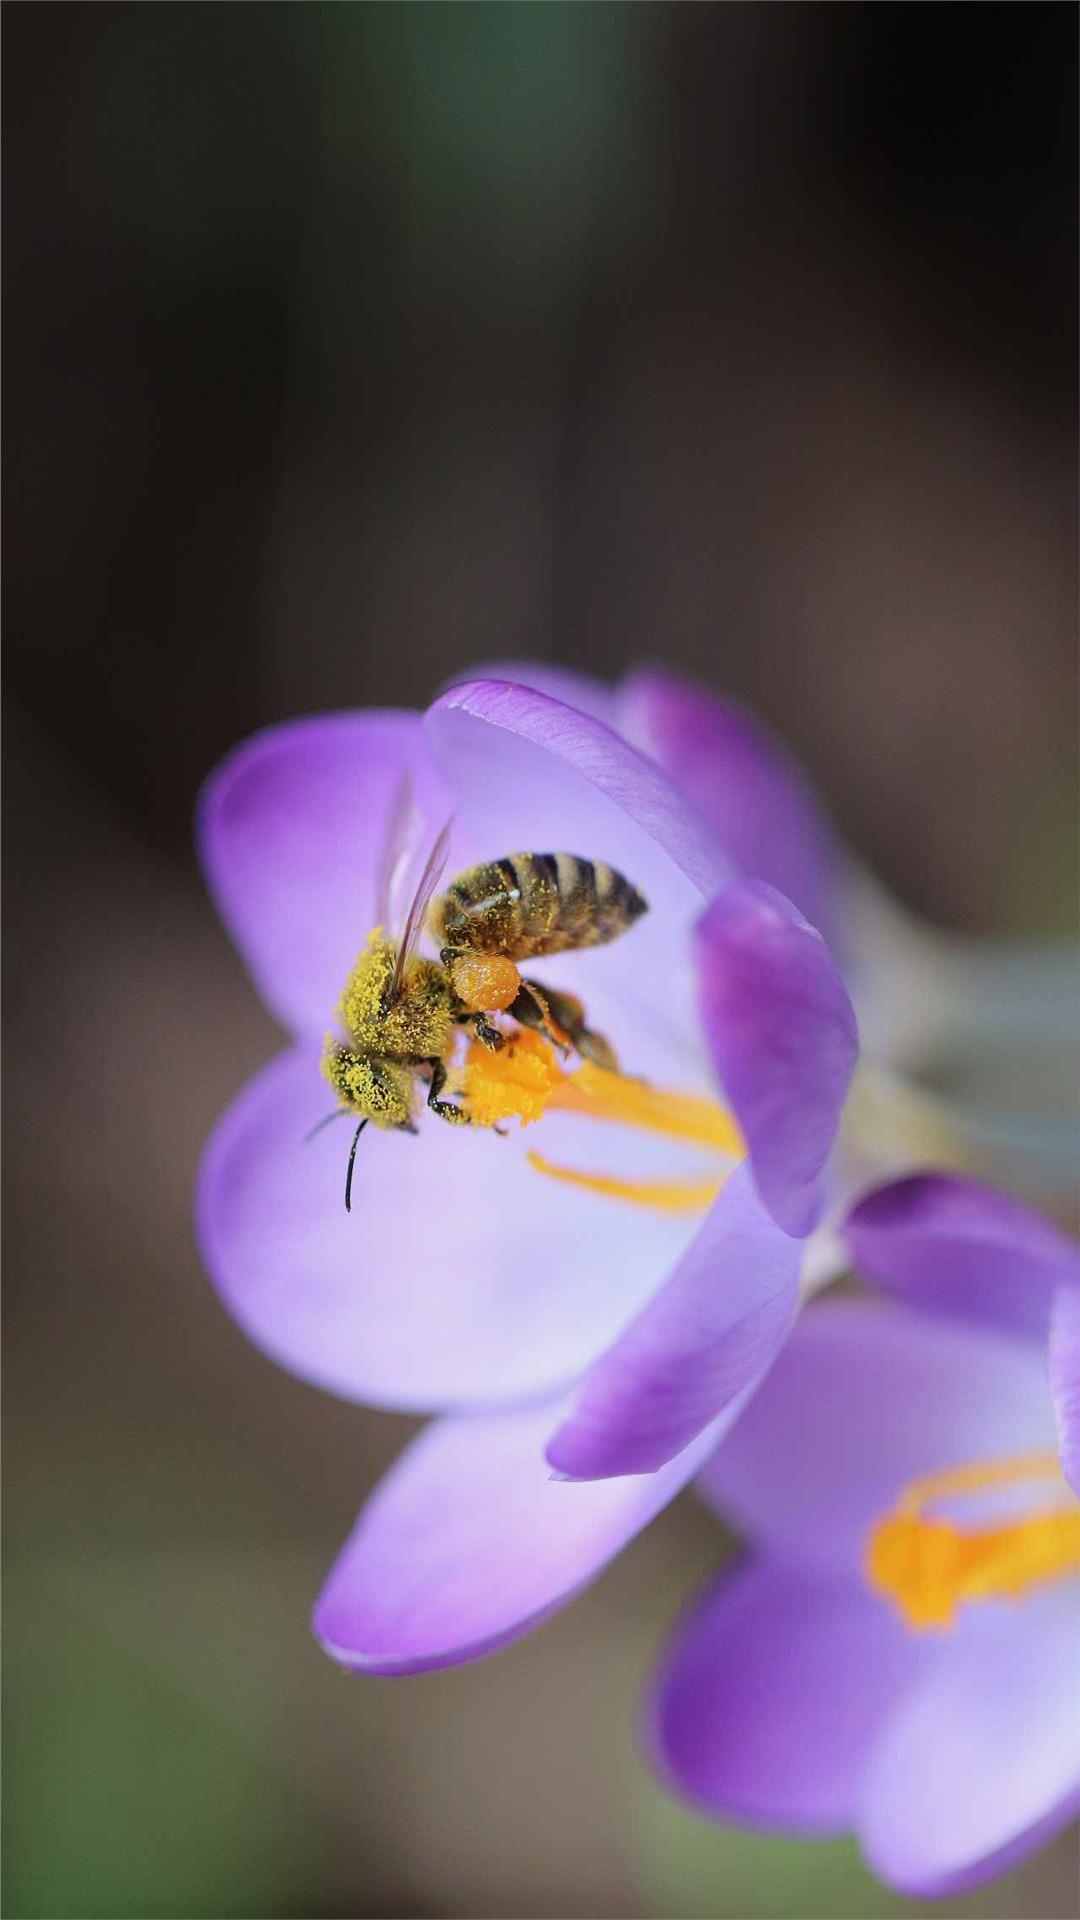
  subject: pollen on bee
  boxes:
[338,930,396,1035]
[450,952,521,1013]
[321,1040,413,1128]
[339,928,454,1058]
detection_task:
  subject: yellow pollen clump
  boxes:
[462,1029,563,1128]
[865,1451,1080,1631]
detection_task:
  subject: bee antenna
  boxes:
[304,1108,351,1144]
[344,1119,369,1213]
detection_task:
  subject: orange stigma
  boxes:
[461,1031,742,1213]
[865,1451,1080,1631]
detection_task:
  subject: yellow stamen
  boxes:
[463,1033,743,1153]
[548,1062,744,1155]
[526,1151,725,1215]
[865,1451,1080,1631]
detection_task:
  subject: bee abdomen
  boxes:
[429,852,647,958]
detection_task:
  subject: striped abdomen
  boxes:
[429,853,648,959]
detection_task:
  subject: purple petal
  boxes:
[859,1587,1080,1896]
[1050,1285,1080,1496]
[445,658,618,729]
[198,712,452,1039]
[618,668,836,933]
[313,1398,732,1673]
[648,1558,927,1834]
[426,677,735,1063]
[197,1038,713,1411]
[699,1302,1055,1575]
[844,1174,1080,1341]
[694,881,858,1237]
[426,678,727,898]
[545,1164,799,1479]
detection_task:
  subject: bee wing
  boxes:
[387,816,454,1003]
[375,772,426,934]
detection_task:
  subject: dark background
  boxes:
[4,6,1077,1916]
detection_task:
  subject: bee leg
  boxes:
[513,979,621,1074]
[425,1056,469,1125]
[509,980,573,1054]
[457,1011,505,1051]
[568,1024,620,1074]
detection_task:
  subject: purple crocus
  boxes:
[199,668,860,1659]
[195,661,1062,1673]
[649,1292,1080,1897]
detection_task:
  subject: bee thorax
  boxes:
[339,929,455,1057]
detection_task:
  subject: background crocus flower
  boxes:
[306,1163,1080,1675]
[845,1170,1080,1499]
[649,1298,1080,1898]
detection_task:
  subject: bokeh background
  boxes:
[4,6,1077,1916]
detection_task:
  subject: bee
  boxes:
[320,793,649,1209]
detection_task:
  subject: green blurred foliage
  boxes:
[5,1562,328,1919]
[319,4,660,314]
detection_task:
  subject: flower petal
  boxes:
[844,1173,1080,1341]
[427,676,740,1074]
[313,1398,735,1673]
[198,712,451,1039]
[545,1164,799,1479]
[425,679,732,1032]
[1050,1284,1080,1496]
[618,668,836,932]
[426,678,727,899]
[197,1039,712,1411]
[858,1586,1080,1896]
[648,1559,928,1834]
[445,658,618,729]
[694,882,858,1236]
[699,1301,1056,1575]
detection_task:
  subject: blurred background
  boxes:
[4,5,1076,1915]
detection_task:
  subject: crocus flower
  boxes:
[196,662,1066,1671]
[648,1294,1080,1897]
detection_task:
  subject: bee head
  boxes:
[322,1042,414,1129]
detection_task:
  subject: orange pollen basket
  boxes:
[865,1450,1080,1631]
[450,953,521,1013]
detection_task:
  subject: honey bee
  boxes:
[320,797,648,1209]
